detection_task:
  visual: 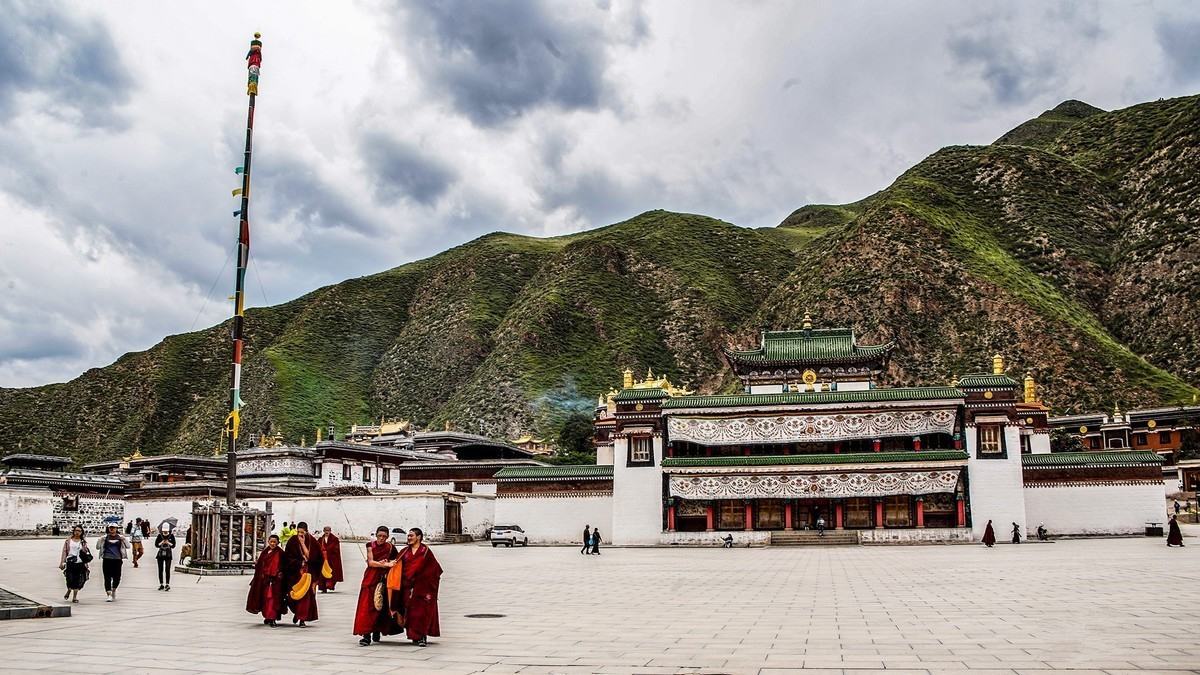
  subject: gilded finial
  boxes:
[802,312,812,330]
[950,376,959,387]
[622,368,634,388]
[992,354,1004,375]
[1023,372,1036,404]
[645,367,654,382]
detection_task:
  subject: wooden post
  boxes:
[956,494,966,528]
[705,503,714,531]
[915,497,925,528]
[667,504,676,531]
[872,438,881,453]
[835,502,844,529]
[784,502,794,530]
[744,501,753,531]
[913,436,922,451]
[875,500,884,529]
[833,441,842,454]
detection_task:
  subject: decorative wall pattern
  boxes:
[668,410,956,445]
[669,470,961,499]
[237,458,313,476]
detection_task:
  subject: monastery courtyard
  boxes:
[0,535,1197,674]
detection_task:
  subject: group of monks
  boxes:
[245,521,442,647]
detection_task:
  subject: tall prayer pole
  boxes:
[225,32,263,505]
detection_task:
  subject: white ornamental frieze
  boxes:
[669,470,961,499]
[668,409,955,446]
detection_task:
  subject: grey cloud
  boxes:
[359,132,457,206]
[945,10,1070,107]
[540,167,665,228]
[0,2,132,129]
[1157,17,1200,83]
[398,0,645,126]
[256,155,379,236]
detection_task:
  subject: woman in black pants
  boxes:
[155,526,177,591]
[95,524,129,602]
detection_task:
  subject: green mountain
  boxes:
[2,94,1198,465]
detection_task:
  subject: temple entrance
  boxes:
[443,500,462,535]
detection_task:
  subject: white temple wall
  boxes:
[268,494,448,540]
[597,445,614,466]
[124,497,202,533]
[0,487,55,535]
[494,494,612,544]
[612,436,665,545]
[966,425,1028,540]
[1027,431,1051,454]
[1023,483,1165,536]
[460,494,495,538]
[471,481,497,495]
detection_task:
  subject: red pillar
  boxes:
[833,441,842,454]
[667,444,674,458]
[954,433,963,450]
[835,503,844,529]
[913,436,922,451]
[872,438,881,453]
[667,504,676,531]
[744,502,754,531]
[705,503,715,531]
[705,446,713,457]
[784,502,794,530]
[874,500,884,529]
[956,495,966,528]
[915,497,925,528]
[744,446,751,456]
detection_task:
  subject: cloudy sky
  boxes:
[1,1,1198,388]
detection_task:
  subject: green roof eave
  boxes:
[662,450,968,468]
[613,388,670,402]
[661,386,963,409]
[493,465,614,480]
[1022,451,1163,468]
[957,374,1019,388]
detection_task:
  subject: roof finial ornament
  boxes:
[1023,372,1037,404]
[992,353,1004,375]
[622,368,634,388]
[645,367,655,382]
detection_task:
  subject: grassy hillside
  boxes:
[1,94,1197,463]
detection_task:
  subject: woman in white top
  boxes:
[58,525,90,603]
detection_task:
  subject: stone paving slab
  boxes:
[1,533,1199,673]
[0,586,70,620]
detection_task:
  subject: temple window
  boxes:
[362,466,372,483]
[884,495,912,527]
[382,468,391,484]
[978,425,1003,455]
[844,498,872,528]
[342,464,351,481]
[1160,431,1172,444]
[630,436,653,464]
[313,463,321,477]
[717,500,744,529]
[1135,433,1148,446]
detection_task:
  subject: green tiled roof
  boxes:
[662,386,963,409]
[613,387,670,402]
[662,450,968,468]
[725,328,893,365]
[1022,451,1163,468]
[493,464,614,480]
[957,374,1019,388]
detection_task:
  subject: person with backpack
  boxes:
[155,525,177,591]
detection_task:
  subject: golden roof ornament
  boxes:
[622,368,634,388]
[992,354,1004,375]
[1023,372,1037,404]
[802,312,812,330]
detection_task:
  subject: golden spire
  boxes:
[622,368,634,388]
[992,354,1004,375]
[1023,372,1036,403]
[950,376,959,387]
[645,367,654,383]
[802,312,812,330]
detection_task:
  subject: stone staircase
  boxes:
[770,530,860,546]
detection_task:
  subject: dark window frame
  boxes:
[627,435,655,467]
[1159,431,1172,444]
[976,424,1007,459]
[342,464,352,481]
[362,466,372,483]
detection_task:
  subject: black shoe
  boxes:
[299,621,308,628]
[372,631,381,642]
[268,620,277,628]
[412,638,427,647]
[263,619,270,625]
[359,637,372,646]
[158,585,164,591]
[165,585,170,591]
[321,589,327,593]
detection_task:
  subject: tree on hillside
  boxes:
[1050,428,1085,453]
[544,410,597,465]
[1177,417,1200,461]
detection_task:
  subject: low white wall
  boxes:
[460,494,494,538]
[859,527,973,544]
[0,487,56,535]
[494,494,613,544]
[660,531,769,547]
[124,498,199,533]
[1023,483,1166,536]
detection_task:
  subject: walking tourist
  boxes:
[247,534,284,627]
[590,527,602,555]
[581,525,591,554]
[1011,522,1021,544]
[155,525,176,590]
[283,521,323,627]
[59,525,91,603]
[317,526,343,593]
[280,522,296,544]
[816,514,826,537]
[399,528,443,647]
[130,518,145,568]
[140,518,151,539]
[354,526,402,646]
[1174,500,1181,515]
[96,524,129,602]
[1167,514,1185,547]
[982,520,996,547]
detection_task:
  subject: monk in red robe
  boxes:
[1167,515,1185,547]
[246,535,284,627]
[354,526,403,646]
[398,527,443,646]
[283,521,323,627]
[981,520,996,547]
[317,526,344,592]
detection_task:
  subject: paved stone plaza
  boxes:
[1,535,1198,674]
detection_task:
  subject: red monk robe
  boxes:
[283,529,323,624]
[317,529,344,592]
[399,541,443,642]
[246,542,284,623]
[353,539,403,639]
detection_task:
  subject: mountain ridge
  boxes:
[3,94,1198,465]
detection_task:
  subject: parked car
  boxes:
[490,524,528,547]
